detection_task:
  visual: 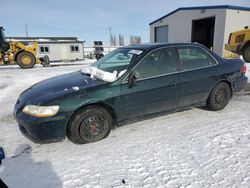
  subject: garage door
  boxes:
[155,26,168,43]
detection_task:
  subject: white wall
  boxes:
[37,42,84,62]
[150,9,227,56]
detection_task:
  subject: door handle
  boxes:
[168,83,176,87]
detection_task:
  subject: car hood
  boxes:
[18,71,105,105]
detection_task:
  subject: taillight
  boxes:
[242,63,247,74]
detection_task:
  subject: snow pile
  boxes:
[72,86,79,91]
[37,39,51,42]
[81,66,126,82]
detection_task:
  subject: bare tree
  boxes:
[109,27,125,46]
[110,33,114,46]
[119,34,125,46]
[109,27,113,46]
[113,35,117,46]
[130,35,142,44]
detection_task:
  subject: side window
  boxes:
[135,48,176,79]
[177,46,217,71]
[39,46,49,54]
[70,45,79,53]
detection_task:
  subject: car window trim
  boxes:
[122,44,219,84]
[129,63,218,82]
[176,45,219,71]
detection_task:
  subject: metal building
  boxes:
[150,5,250,56]
[7,37,85,62]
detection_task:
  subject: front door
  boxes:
[121,47,179,120]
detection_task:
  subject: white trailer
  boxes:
[7,37,85,62]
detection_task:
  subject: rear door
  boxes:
[176,46,218,107]
[120,47,179,119]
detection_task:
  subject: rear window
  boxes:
[177,46,217,71]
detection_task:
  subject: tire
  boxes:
[16,51,36,69]
[99,54,104,59]
[206,82,231,111]
[242,45,250,63]
[41,55,50,67]
[96,54,104,60]
[67,106,113,144]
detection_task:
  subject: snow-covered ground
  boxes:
[0,60,250,188]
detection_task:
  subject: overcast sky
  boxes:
[1,0,249,45]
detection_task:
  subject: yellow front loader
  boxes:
[0,27,49,69]
[225,26,250,62]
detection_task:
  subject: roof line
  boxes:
[149,5,250,25]
[6,36,79,40]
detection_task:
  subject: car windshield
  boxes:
[82,48,144,82]
[92,48,143,72]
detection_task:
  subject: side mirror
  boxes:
[0,147,5,165]
[127,71,137,88]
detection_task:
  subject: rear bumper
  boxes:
[232,76,248,93]
[15,111,72,143]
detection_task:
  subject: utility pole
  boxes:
[25,24,29,37]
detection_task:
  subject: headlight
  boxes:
[22,105,59,117]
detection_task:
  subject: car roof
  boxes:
[123,42,206,51]
[121,42,222,62]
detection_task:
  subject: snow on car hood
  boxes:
[81,66,127,82]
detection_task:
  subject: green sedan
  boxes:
[14,43,248,144]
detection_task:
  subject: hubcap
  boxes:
[80,114,108,142]
[21,55,32,65]
[214,88,226,104]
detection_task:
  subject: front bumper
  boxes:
[15,111,72,143]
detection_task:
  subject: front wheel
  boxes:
[242,45,250,62]
[67,106,113,144]
[16,51,36,69]
[206,82,231,111]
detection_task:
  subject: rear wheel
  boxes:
[242,45,250,62]
[206,82,231,111]
[67,106,113,144]
[41,55,50,67]
[95,54,104,60]
[16,51,36,69]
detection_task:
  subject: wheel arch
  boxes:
[208,79,233,100]
[13,49,25,61]
[67,102,118,130]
